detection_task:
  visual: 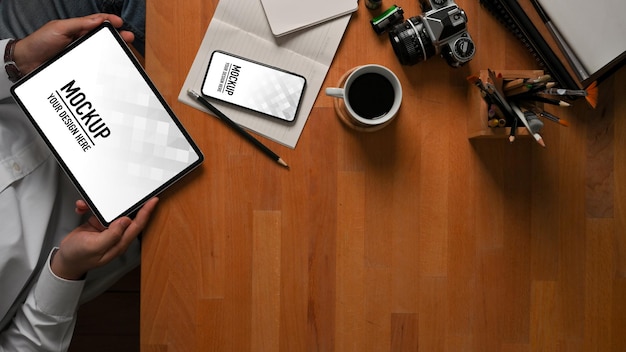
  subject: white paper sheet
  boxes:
[537,0,626,75]
[260,0,357,37]
[179,0,351,148]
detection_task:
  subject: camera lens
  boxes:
[388,17,436,65]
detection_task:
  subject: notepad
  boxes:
[260,0,357,37]
[536,0,626,79]
[179,0,352,148]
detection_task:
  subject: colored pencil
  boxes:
[511,103,545,147]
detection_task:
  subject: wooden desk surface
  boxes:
[141,1,626,351]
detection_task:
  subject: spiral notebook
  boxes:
[536,0,625,83]
[480,0,625,89]
[260,0,357,37]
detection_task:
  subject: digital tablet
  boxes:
[11,22,204,226]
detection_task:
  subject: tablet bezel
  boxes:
[10,22,204,226]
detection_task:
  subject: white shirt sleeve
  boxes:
[0,249,85,352]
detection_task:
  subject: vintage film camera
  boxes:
[388,0,475,67]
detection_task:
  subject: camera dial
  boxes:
[443,34,476,67]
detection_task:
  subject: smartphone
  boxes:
[201,51,306,122]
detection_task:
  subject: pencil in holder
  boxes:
[467,69,545,139]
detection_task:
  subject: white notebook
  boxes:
[537,0,626,79]
[179,0,351,148]
[260,0,357,37]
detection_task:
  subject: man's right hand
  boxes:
[51,197,158,280]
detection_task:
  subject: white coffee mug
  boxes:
[326,64,402,128]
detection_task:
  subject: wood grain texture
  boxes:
[141,0,626,350]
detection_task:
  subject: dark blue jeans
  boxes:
[0,0,145,55]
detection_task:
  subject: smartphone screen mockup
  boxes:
[201,51,306,122]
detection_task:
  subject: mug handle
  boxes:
[325,87,345,99]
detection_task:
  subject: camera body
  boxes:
[389,0,475,67]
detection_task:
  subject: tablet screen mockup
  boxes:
[11,22,203,226]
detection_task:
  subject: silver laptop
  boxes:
[11,22,203,226]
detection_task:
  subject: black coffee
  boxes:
[347,72,395,119]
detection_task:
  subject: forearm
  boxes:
[0,39,14,99]
[1,35,40,92]
[0,249,84,352]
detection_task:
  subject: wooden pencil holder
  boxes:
[467,69,544,139]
